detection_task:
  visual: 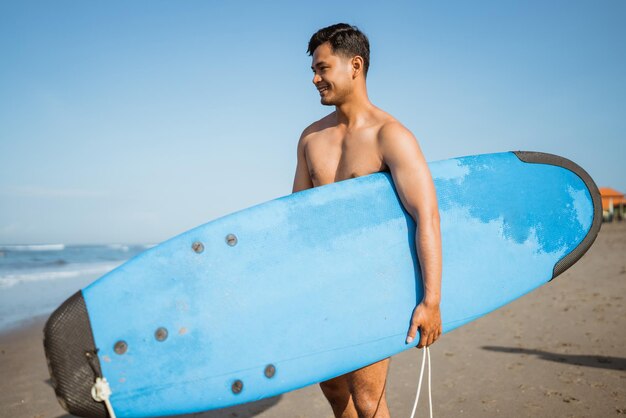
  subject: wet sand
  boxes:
[1,222,624,418]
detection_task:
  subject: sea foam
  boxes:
[0,262,121,289]
[0,244,66,251]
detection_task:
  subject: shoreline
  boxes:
[0,314,50,339]
[1,222,624,418]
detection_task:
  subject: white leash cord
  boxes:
[92,377,117,418]
[409,346,432,418]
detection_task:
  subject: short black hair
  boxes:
[307,23,370,76]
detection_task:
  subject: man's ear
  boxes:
[352,56,364,79]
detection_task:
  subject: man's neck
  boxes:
[334,88,374,128]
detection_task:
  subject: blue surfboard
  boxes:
[44,151,601,418]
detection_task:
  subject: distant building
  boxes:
[599,187,625,222]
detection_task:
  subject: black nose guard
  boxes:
[43,291,108,418]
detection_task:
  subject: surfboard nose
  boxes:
[44,291,107,418]
[512,151,603,279]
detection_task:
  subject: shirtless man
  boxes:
[292,24,443,418]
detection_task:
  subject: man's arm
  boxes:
[292,133,314,193]
[379,122,442,348]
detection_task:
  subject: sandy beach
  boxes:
[1,222,624,418]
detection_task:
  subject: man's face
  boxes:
[311,42,354,106]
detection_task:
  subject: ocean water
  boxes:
[0,243,152,332]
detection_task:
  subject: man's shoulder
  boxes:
[300,112,336,140]
[376,119,425,167]
[376,118,416,144]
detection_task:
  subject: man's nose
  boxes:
[312,73,321,84]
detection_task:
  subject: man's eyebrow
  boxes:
[311,61,328,70]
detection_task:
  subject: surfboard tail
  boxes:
[43,291,107,418]
[512,151,603,279]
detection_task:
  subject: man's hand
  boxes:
[406,301,442,348]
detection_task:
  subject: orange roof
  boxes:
[599,187,624,198]
[600,187,626,209]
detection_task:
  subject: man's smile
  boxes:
[317,85,329,95]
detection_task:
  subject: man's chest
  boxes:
[304,134,387,186]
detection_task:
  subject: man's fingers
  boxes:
[427,332,436,347]
[408,305,443,348]
[406,323,419,344]
[417,327,441,348]
[428,328,442,347]
[417,328,428,348]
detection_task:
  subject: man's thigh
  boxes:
[347,357,390,396]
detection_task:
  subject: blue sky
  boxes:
[1,1,624,244]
